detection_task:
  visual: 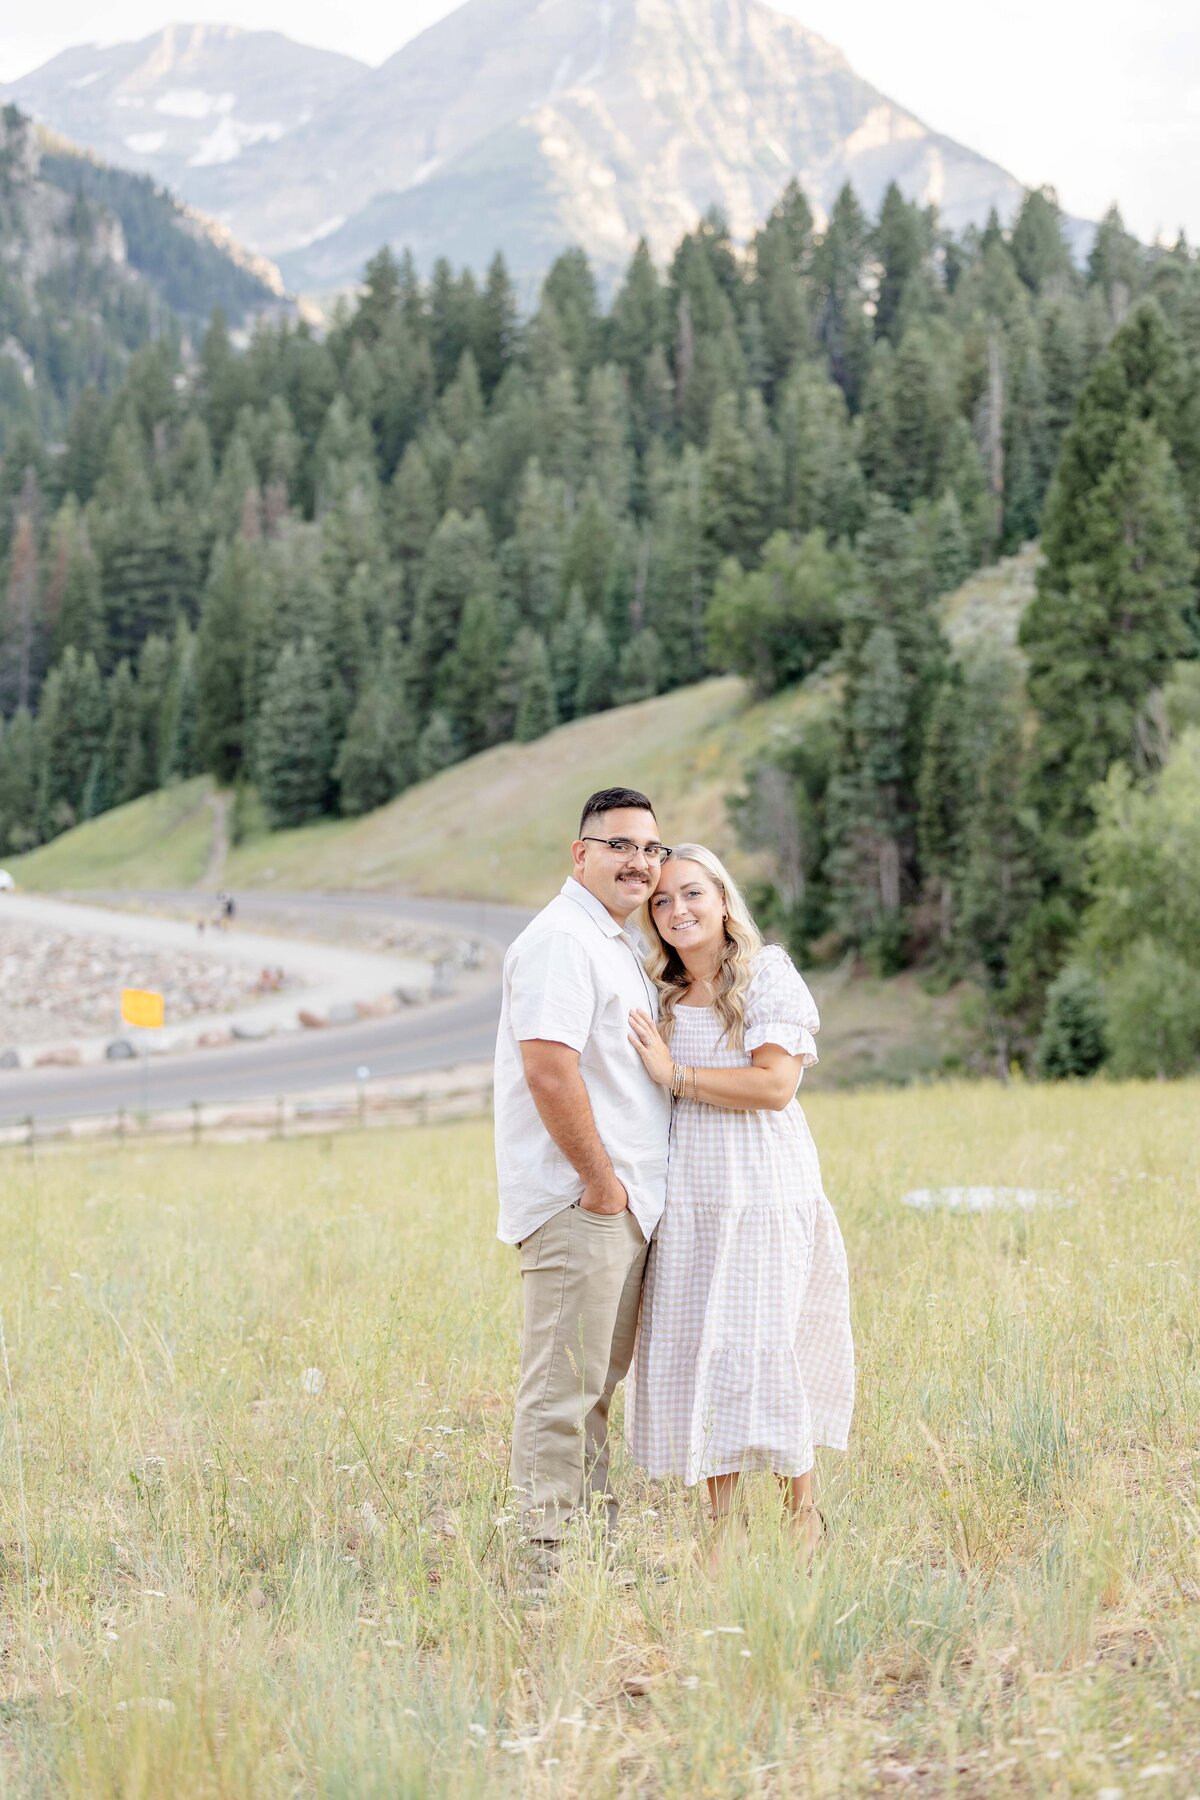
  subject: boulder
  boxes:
[901,1187,1070,1213]
[34,1045,82,1067]
[297,1009,327,1029]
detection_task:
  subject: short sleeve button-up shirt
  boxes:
[494,877,671,1246]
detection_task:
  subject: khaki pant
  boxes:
[510,1203,647,1546]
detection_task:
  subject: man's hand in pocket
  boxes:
[579,1175,629,1216]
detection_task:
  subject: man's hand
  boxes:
[579,1173,629,1216]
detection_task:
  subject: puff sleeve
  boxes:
[742,945,820,1068]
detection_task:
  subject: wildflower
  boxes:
[301,1367,325,1396]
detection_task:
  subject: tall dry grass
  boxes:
[1,1081,1198,1795]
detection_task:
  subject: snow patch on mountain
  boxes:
[189,116,287,167]
[154,87,235,121]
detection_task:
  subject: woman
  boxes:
[625,844,853,1554]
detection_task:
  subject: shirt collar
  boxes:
[561,876,627,940]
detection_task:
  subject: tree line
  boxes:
[1,174,1197,1073]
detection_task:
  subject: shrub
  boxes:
[1036,965,1109,1079]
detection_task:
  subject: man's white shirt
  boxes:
[494,877,671,1246]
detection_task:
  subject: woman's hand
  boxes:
[628,1009,675,1087]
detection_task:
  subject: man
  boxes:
[495,786,673,1569]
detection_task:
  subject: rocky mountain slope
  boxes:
[0,104,285,443]
[5,0,1032,293]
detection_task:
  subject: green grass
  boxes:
[941,542,1040,658]
[9,779,215,892]
[223,676,812,905]
[1,1081,1198,1795]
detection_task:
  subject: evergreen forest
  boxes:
[2,175,1199,1077]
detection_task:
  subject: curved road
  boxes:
[0,891,531,1129]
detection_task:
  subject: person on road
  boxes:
[625,844,854,1562]
[494,787,672,1574]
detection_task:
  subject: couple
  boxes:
[494,786,854,1569]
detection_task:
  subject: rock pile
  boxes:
[0,921,295,1048]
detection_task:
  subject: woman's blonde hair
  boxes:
[635,844,762,1049]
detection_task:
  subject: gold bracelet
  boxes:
[671,1063,684,1100]
[690,1065,699,1102]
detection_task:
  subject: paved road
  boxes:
[0,891,531,1128]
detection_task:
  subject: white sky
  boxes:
[2,0,1197,244]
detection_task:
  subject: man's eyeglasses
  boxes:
[580,836,673,864]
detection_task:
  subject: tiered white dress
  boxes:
[627,946,854,1484]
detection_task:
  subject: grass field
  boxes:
[1,1082,1197,1796]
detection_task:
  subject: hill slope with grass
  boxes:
[9,678,807,902]
[7,776,215,891]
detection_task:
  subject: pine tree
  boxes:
[415,708,461,781]
[574,616,614,716]
[827,624,909,959]
[334,634,415,816]
[1011,188,1074,297]
[1023,405,1195,855]
[1087,205,1143,327]
[255,637,333,828]
[0,708,39,853]
[355,248,402,346]
[550,585,588,719]
[541,248,601,375]
[160,618,199,781]
[916,667,966,946]
[102,659,143,810]
[586,364,632,517]
[931,491,971,592]
[614,628,662,706]
[1,507,40,712]
[872,183,932,344]
[35,647,109,836]
[749,180,813,393]
[702,392,763,567]
[813,184,873,409]
[476,253,519,397]
[514,632,559,742]
[439,590,505,755]
[957,655,1041,1067]
[408,509,495,708]
[1036,966,1108,1078]
[776,364,866,540]
[195,539,264,784]
[134,633,173,793]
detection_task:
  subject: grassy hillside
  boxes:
[225,676,810,903]
[8,777,215,890]
[9,678,805,902]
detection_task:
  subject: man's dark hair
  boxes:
[578,787,656,839]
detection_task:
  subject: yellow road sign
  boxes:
[121,988,164,1029]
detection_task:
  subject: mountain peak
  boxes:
[6,0,1029,293]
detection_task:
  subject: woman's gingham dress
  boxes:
[627,946,854,1483]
